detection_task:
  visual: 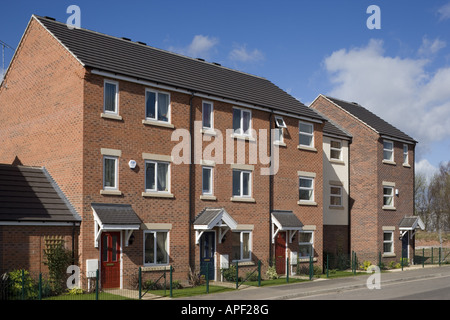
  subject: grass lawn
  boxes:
[44,292,136,300]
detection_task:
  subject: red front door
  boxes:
[101,232,121,289]
[275,232,286,274]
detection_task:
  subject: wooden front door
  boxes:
[275,232,286,274]
[101,232,121,289]
[200,232,215,280]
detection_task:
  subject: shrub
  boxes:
[6,270,38,300]
[265,266,278,280]
[44,244,73,294]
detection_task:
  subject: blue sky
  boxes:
[1,1,449,179]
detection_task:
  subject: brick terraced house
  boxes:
[310,95,423,265]
[0,15,329,288]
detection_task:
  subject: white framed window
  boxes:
[145,160,170,193]
[145,89,170,123]
[202,101,214,130]
[383,186,394,207]
[231,231,252,261]
[104,80,119,114]
[403,144,409,164]
[233,107,252,136]
[383,231,394,254]
[103,156,118,190]
[299,176,314,202]
[383,140,394,161]
[274,116,286,144]
[299,121,314,147]
[330,140,342,160]
[298,231,314,257]
[275,116,287,128]
[144,230,169,265]
[330,186,342,207]
[202,166,213,195]
[232,169,252,197]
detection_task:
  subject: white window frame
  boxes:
[231,231,252,262]
[299,176,314,202]
[299,121,314,148]
[383,231,394,254]
[103,156,118,190]
[144,160,171,193]
[143,230,169,266]
[232,169,252,198]
[403,144,409,165]
[298,231,314,258]
[103,80,119,115]
[330,185,343,207]
[202,166,213,195]
[145,88,171,123]
[233,107,252,137]
[383,140,394,162]
[330,140,342,160]
[275,116,287,128]
[202,101,214,130]
[383,186,394,208]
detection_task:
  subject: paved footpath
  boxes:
[177,265,450,300]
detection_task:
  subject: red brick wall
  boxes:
[311,95,415,263]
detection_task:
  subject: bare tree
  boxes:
[415,172,431,229]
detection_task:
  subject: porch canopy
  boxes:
[193,208,237,244]
[92,203,141,247]
[271,210,304,244]
[399,215,425,239]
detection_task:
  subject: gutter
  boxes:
[189,92,195,270]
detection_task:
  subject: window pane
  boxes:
[242,172,250,196]
[202,167,211,194]
[203,103,212,128]
[104,83,117,112]
[243,111,251,134]
[383,187,393,196]
[102,235,108,262]
[232,232,240,260]
[111,235,117,262]
[274,128,282,142]
[299,134,312,146]
[242,233,250,259]
[146,91,156,119]
[157,93,169,122]
[331,141,341,149]
[104,158,116,188]
[330,196,342,206]
[384,232,392,241]
[330,187,341,195]
[144,233,155,264]
[157,163,169,191]
[383,243,392,253]
[299,122,313,134]
[232,170,241,196]
[383,141,393,150]
[299,178,312,188]
[156,232,168,264]
[145,162,156,190]
[383,150,393,161]
[299,232,312,243]
[299,189,312,201]
[233,109,241,133]
[299,244,312,257]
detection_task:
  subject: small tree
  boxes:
[44,244,73,294]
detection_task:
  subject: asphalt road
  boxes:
[179,265,450,300]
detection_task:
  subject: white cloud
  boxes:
[168,35,219,59]
[323,39,450,159]
[416,159,439,181]
[229,44,264,63]
[437,2,450,21]
[418,36,446,56]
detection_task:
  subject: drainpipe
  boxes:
[269,110,274,265]
[188,92,195,270]
[347,138,352,255]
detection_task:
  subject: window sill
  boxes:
[382,253,396,258]
[200,195,217,201]
[230,197,255,203]
[142,192,174,198]
[141,265,171,272]
[330,159,345,165]
[101,113,122,121]
[382,160,396,166]
[329,205,345,210]
[274,141,287,147]
[297,145,317,152]
[100,189,122,196]
[142,119,175,129]
[402,163,411,168]
[297,200,317,206]
[298,257,317,263]
[231,133,256,142]
[382,206,396,211]
[201,128,218,136]
[231,260,255,266]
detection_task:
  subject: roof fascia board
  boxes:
[91,69,323,123]
[0,221,80,226]
[32,15,85,68]
[323,132,352,141]
[380,135,416,145]
[320,94,379,135]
